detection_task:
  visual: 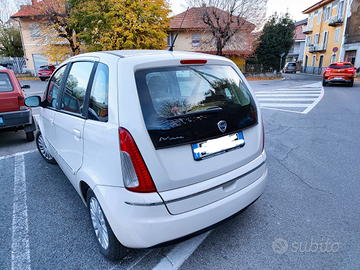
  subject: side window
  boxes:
[88,63,109,122]
[61,62,94,114]
[46,65,66,108]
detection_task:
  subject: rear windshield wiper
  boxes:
[166,107,222,120]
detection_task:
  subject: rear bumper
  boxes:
[94,159,268,248]
[324,78,353,83]
[0,109,33,130]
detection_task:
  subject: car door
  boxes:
[52,61,96,184]
[40,64,67,156]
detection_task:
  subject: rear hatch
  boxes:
[133,62,264,214]
[327,63,354,79]
[38,65,54,76]
[0,72,20,113]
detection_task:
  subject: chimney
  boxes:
[202,4,206,7]
[32,0,37,5]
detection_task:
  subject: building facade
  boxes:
[302,0,348,74]
[339,0,360,68]
[287,19,307,71]
[168,6,256,70]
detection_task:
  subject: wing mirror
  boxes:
[24,96,41,107]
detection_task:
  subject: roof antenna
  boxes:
[169,7,189,52]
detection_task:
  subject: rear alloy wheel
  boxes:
[87,189,127,261]
[26,131,34,142]
[36,131,56,164]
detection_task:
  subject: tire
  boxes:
[40,77,46,81]
[26,131,35,142]
[87,189,127,261]
[322,81,327,86]
[348,80,354,87]
[36,131,56,164]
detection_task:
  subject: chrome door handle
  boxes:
[50,118,54,125]
[73,129,81,138]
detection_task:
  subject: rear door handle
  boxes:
[50,118,54,125]
[73,129,81,138]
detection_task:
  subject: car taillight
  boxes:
[18,95,27,110]
[346,68,355,73]
[119,127,156,193]
[324,68,333,73]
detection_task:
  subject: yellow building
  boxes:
[302,0,348,74]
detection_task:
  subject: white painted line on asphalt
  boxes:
[152,231,211,270]
[260,103,310,108]
[11,154,31,270]
[0,149,37,161]
[302,86,325,114]
[258,98,317,102]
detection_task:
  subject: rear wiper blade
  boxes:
[166,107,222,120]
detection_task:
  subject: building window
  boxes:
[306,35,312,47]
[314,33,319,45]
[317,10,322,24]
[312,55,316,67]
[324,6,331,21]
[334,27,341,43]
[331,53,336,63]
[29,24,41,38]
[192,34,201,47]
[322,31,328,50]
[337,1,345,19]
[167,33,175,47]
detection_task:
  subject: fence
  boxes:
[240,64,280,77]
[0,57,28,74]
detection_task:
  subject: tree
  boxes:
[185,0,267,56]
[33,0,81,59]
[254,13,295,71]
[69,0,171,51]
[0,23,24,57]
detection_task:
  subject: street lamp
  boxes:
[279,52,285,73]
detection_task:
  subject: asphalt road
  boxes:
[1,74,359,269]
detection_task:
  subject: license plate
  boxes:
[192,132,245,160]
[333,77,343,80]
[0,117,3,124]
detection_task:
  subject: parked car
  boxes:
[283,62,297,73]
[38,64,56,81]
[25,50,268,261]
[323,62,356,87]
[0,66,35,141]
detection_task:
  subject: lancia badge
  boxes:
[217,120,227,133]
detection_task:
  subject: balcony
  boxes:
[328,15,344,26]
[302,25,313,34]
[308,43,327,53]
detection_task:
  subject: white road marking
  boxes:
[255,82,324,114]
[11,154,31,270]
[152,231,211,270]
[0,149,37,161]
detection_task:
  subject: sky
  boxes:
[168,0,317,22]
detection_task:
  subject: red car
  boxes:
[0,67,36,141]
[38,64,56,81]
[323,62,356,87]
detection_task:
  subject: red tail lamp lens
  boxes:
[119,127,156,193]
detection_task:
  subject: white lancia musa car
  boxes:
[25,50,268,261]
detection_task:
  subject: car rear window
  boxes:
[39,65,52,70]
[287,63,296,66]
[135,65,258,149]
[329,63,352,69]
[0,73,14,92]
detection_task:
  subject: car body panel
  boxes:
[0,68,35,133]
[29,50,267,250]
[323,62,355,85]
